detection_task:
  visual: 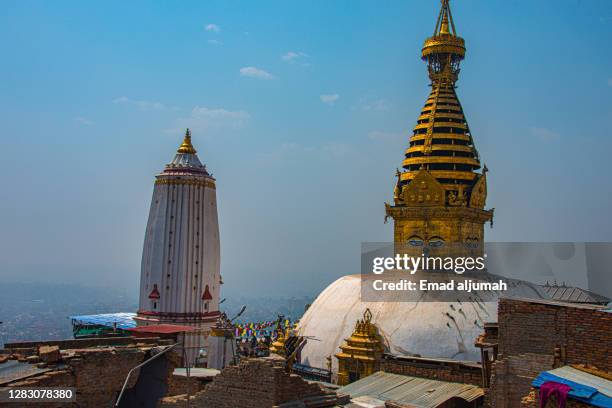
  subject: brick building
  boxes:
[485,297,612,408]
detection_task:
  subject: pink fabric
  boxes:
[540,381,572,408]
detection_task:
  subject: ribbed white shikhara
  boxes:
[136,137,221,364]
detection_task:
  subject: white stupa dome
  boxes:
[297,273,547,372]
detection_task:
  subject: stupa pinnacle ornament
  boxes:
[136,129,221,364]
[386,0,493,250]
[177,128,197,154]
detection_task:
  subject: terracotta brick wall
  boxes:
[381,356,482,386]
[159,357,341,408]
[487,353,554,408]
[498,298,612,371]
[199,358,327,407]
[1,343,188,407]
[166,374,208,396]
[7,347,146,407]
[3,336,168,354]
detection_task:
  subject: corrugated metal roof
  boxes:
[385,354,482,369]
[338,371,484,408]
[70,312,137,330]
[541,284,611,305]
[350,395,386,407]
[505,296,609,310]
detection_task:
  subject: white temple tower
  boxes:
[135,129,221,364]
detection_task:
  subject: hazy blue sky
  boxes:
[0,0,611,297]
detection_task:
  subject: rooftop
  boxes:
[70,312,137,330]
[338,371,483,408]
[0,359,54,386]
[540,283,611,305]
[503,296,611,311]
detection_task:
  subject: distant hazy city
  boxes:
[0,282,311,347]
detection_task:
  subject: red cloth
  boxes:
[540,381,572,408]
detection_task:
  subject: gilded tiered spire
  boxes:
[162,129,210,176]
[406,0,477,190]
[386,0,493,250]
[177,128,197,154]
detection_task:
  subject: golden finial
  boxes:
[177,128,197,154]
[422,0,465,69]
[439,11,450,34]
[434,0,457,36]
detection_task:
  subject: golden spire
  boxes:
[439,15,450,35]
[434,0,456,36]
[177,128,197,154]
[385,0,493,251]
[406,0,477,188]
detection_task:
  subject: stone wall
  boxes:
[381,354,482,386]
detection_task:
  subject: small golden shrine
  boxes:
[335,309,385,385]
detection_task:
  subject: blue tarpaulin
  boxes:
[532,366,612,408]
[70,312,137,330]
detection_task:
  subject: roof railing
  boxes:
[114,342,183,407]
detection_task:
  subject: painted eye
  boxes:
[408,237,424,247]
[429,238,445,247]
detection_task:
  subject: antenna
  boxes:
[230,305,246,322]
